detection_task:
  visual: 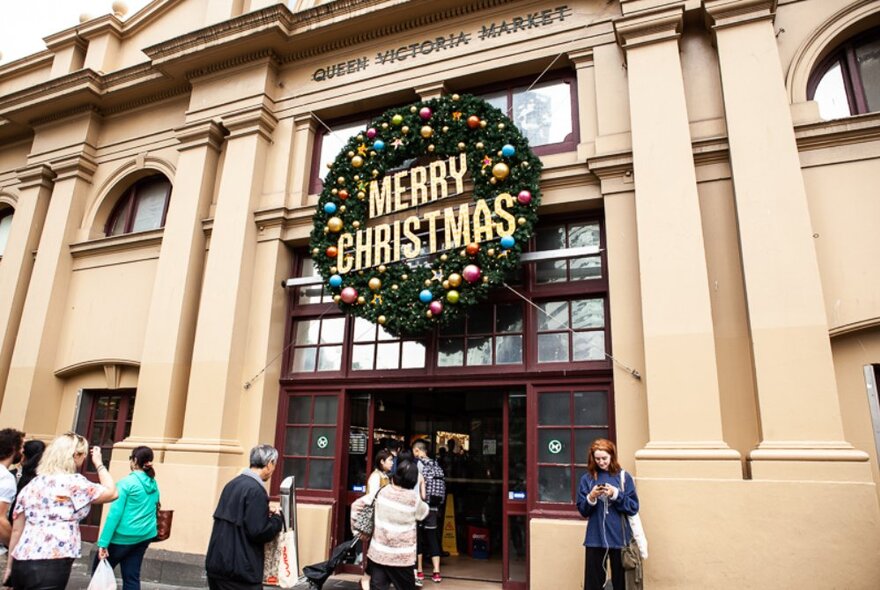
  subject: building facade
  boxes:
[0,0,879,587]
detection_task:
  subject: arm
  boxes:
[97,480,129,547]
[90,447,118,504]
[613,472,640,516]
[0,501,10,544]
[3,512,25,583]
[415,498,430,522]
[576,476,599,518]
[242,488,284,544]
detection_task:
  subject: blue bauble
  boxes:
[419,289,433,303]
[329,275,343,288]
[323,202,337,214]
[501,144,516,157]
[500,235,516,249]
[373,139,385,151]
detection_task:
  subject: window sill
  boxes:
[70,228,164,259]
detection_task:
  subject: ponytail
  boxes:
[130,446,156,479]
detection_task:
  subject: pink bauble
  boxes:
[462,264,482,283]
[429,300,443,315]
[340,287,358,304]
[419,107,432,120]
[517,190,532,205]
[366,128,377,139]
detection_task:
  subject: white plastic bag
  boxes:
[88,559,117,590]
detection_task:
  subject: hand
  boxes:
[98,547,109,560]
[268,502,281,515]
[588,485,603,501]
[90,446,104,469]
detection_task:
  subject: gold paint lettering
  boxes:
[423,210,441,253]
[448,153,467,194]
[429,160,448,202]
[354,228,372,270]
[472,199,495,242]
[337,233,354,273]
[493,192,516,236]
[369,177,393,218]
[410,164,429,206]
[373,223,391,267]
[402,216,422,259]
[443,204,471,250]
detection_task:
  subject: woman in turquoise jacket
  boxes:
[94,446,160,590]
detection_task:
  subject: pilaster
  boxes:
[705,0,870,478]
[415,81,447,101]
[615,6,740,476]
[173,104,277,452]
[569,49,599,160]
[0,165,55,403]
[0,153,96,433]
[288,112,319,208]
[125,120,226,449]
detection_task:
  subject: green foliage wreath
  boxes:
[309,94,542,337]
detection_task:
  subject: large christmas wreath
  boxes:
[309,94,542,337]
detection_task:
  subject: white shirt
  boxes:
[0,464,16,505]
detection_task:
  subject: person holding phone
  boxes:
[576,438,639,590]
[4,433,118,590]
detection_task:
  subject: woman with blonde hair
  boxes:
[576,438,639,590]
[3,432,118,590]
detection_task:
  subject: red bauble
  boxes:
[466,242,480,256]
[326,246,338,258]
[338,189,349,200]
[467,115,480,129]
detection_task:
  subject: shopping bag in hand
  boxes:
[88,559,117,590]
[264,512,298,588]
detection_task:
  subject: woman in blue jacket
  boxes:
[94,446,160,590]
[576,439,639,590]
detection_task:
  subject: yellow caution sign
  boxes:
[442,493,458,556]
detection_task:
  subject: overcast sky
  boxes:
[0,0,153,64]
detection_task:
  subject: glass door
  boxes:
[503,391,527,588]
[339,392,373,573]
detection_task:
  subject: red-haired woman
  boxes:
[576,438,639,590]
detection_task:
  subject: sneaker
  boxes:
[432,572,442,583]
[415,572,424,587]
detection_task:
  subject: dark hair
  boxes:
[412,439,429,454]
[374,448,392,471]
[17,440,45,492]
[391,459,419,490]
[397,449,414,463]
[447,439,456,451]
[130,446,156,479]
[0,429,24,461]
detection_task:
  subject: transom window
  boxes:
[310,118,371,194]
[351,318,427,371]
[535,221,601,283]
[438,303,524,367]
[0,207,13,257]
[105,175,172,237]
[282,394,339,490]
[810,27,880,120]
[290,317,345,373]
[535,388,609,505]
[536,299,606,364]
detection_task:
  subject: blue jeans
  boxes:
[92,540,151,590]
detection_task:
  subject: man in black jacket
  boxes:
[205,445,285,590]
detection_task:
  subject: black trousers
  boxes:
[370,563,415,590]
[207,577,262,590]
[584,547,625,590]
[10,558,74,590]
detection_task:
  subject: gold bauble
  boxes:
[476,142,484,150]
[460,250,467,257]
[490,177,497,184]
[339,205,346,213]
[337,177,346,185]
[333,294,341,302]
[323,227,329,234]
[391,284,398,290]
[311,247,319,255]
[354,175,361,181]
[440,254,448,262]
[326,161,333,169]
[487,248,495,257]
[378,265,387,273]
[492,162,510,180]
[497,150,503,157]
[372,169,380,177]
[424,279,432,287]
[448,273,462,287]
[426,310,433,318]
[352,220,361,229]
[420,125,434,138]
[410,106,418,113]
[357,296,366,305]
[401,274,408,281]
[517,217,527,226]
[458,142,466,151]
[357,192,365,200]
[378,315,387,324]
[452,94,460,101]
[498,123,505,130]
[427,144,435,152]
[330,266,337,273]
[480,120,487,128]
[442,126,449,133]
[351,155,364,168]
[521,161,530,168]
[370,151,376,157]
[402,126,410,134]
[382,122,389,129]
[347,150,355,158]
[331,188,338,195]
[442,280,450,289]
[482,276,489,284]
[357,134,364,142]
[327,217,344,232]
[369,277,382,291]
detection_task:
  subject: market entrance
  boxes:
[341,388,527,588]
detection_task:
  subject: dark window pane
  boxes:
[438,338,464,367]
[438,314,466,336]
[538,465,572,503]
[856,37,880,111]
[288,397,311,424]
[285,427,309,456]
[508,393,527,494]
[536,225,565,251]
[313,397,338,424]
[538,428,570,462]
[508,515,527,580]
[283,458,307,488]
[496,304,523,333]
[108,197,131,236]
[469,306,493,334]
[309,459,334,489]
[311,427,336,457]
[574,428,609,457]
[536,260,567,283]
[539,393,570,425]
[573,391,608,426]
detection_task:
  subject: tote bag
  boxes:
[264,512,299,588]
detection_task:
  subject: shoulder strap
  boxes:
[620,469,626,492]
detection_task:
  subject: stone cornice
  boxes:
[185,50,281,81]
[51,152,98,183]
[30,105,101,128]
[568,48,595,67]
[101,84,191,116]
[69,227,163,259]
[223,104,278,142]
[704,0,777,31]
[614,5,684,50]
[76,14,125,41]
[15,163,56,190]
[293,112,319,129]
[794,111,880,152]
[174,119,228,153]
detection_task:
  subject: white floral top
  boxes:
[12,474,105,560]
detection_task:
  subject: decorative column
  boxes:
[289,112,318,208]
[175,103,278,451]
[615,5,740,475]
[0,152,97,437]
[569,48,599,159]
[125,120,226,448]
[0,165,55,402]
[705,0,868,477]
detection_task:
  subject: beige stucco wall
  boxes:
[0,1,879,588]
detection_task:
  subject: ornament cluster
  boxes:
[309,94,542,337]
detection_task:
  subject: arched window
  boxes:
[105,175,172,237]
[809,27,880,120]
[0,207,13,257]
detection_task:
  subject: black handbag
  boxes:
[352,486,384,536]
